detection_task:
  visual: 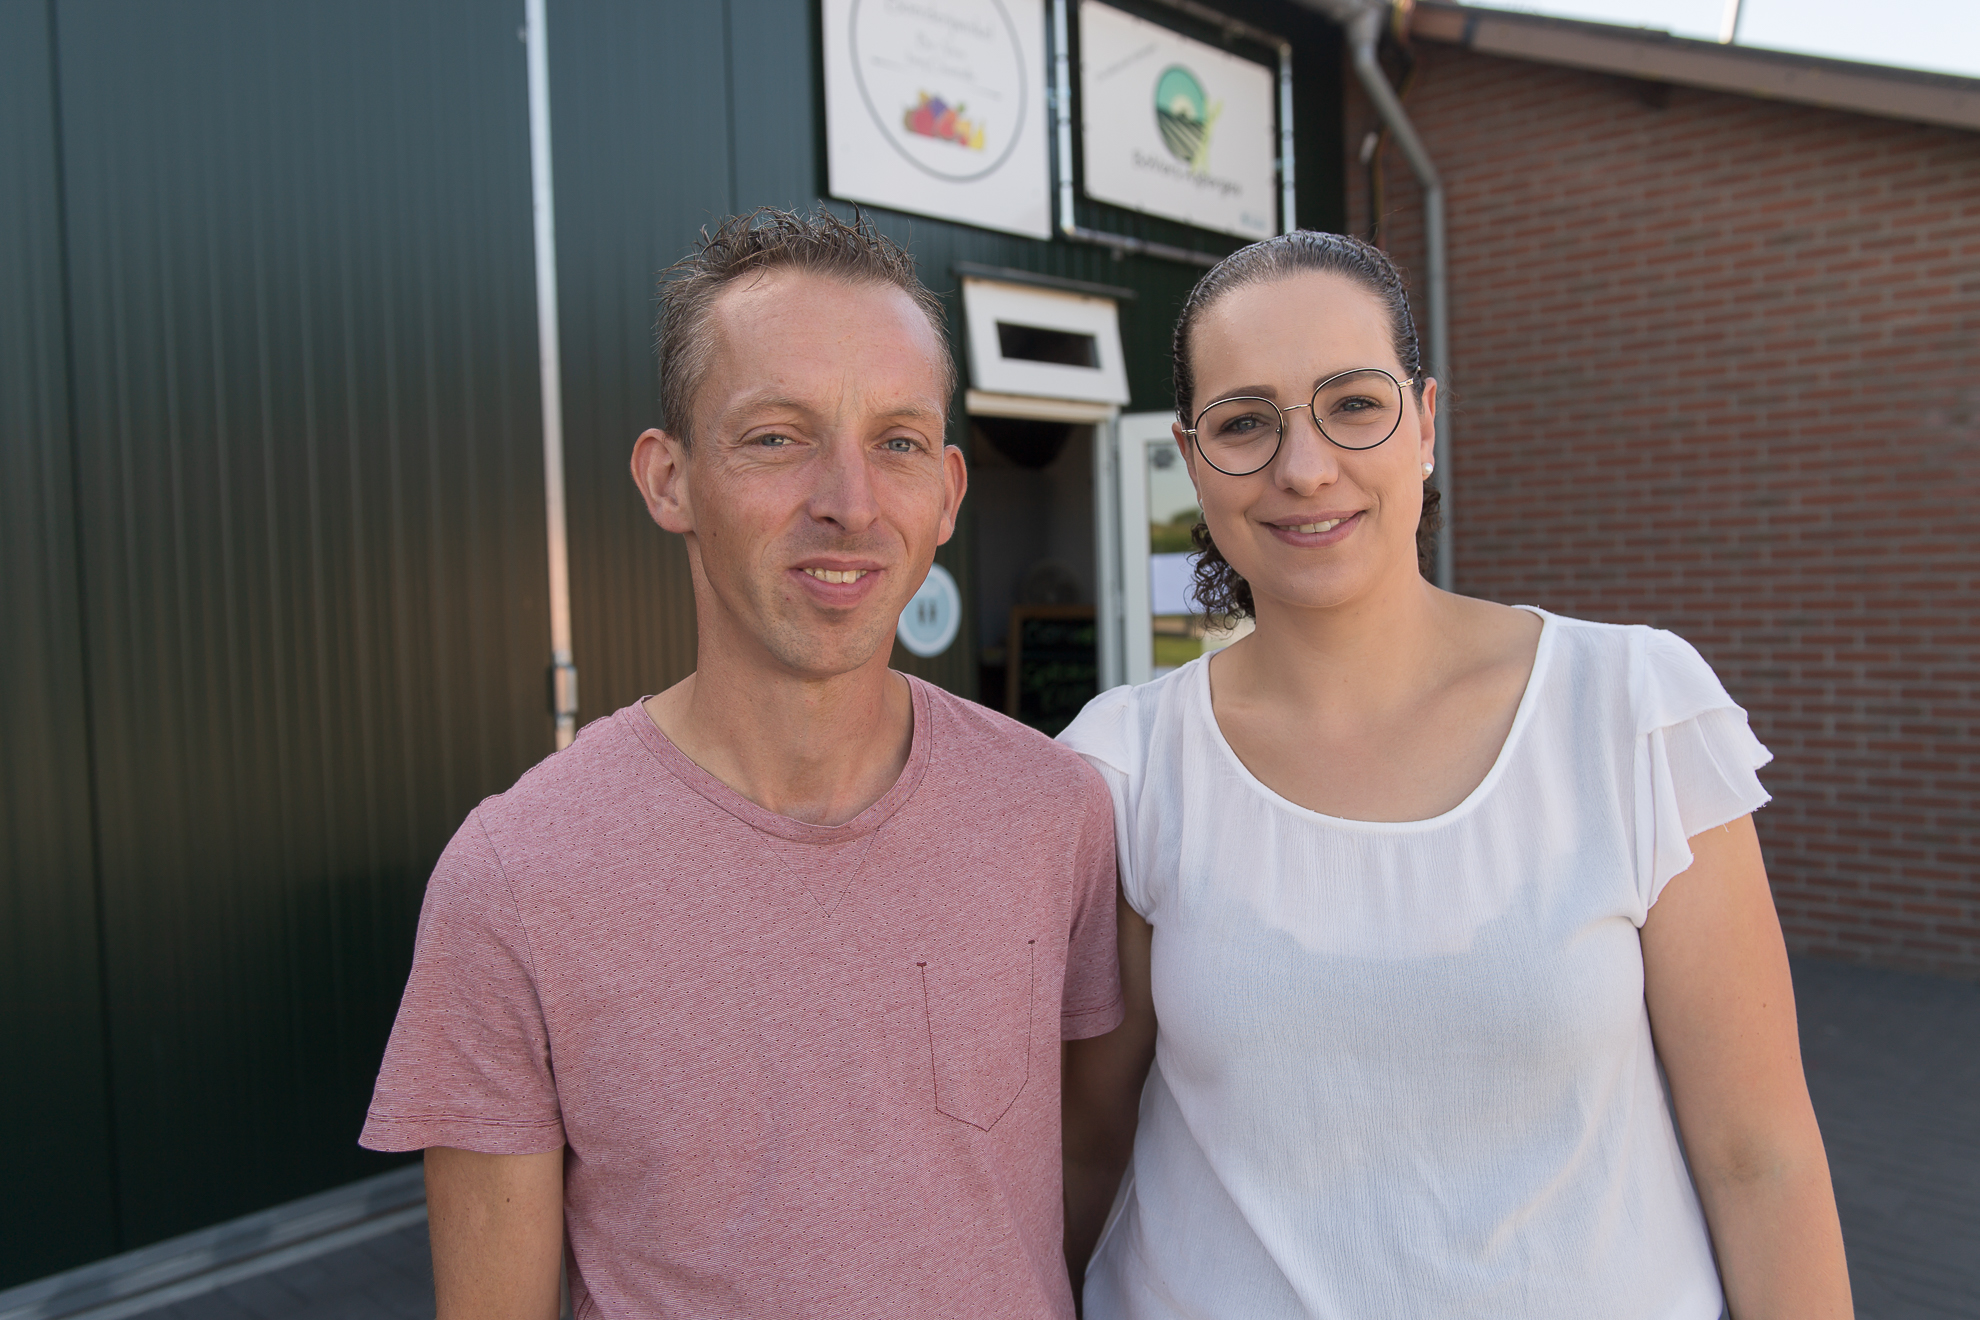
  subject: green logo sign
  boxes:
[1155,65,1219,173]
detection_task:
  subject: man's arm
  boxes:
[1063,886,1157,1290]
[425,1147,566,1320]
[1642,815,1852,1320]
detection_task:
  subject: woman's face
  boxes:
[1176,270,1437,615]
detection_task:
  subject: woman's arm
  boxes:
[1641,814,1852,1320]
[1063,886,1158,1289]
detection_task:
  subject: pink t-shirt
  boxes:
[362,677,1123,1319]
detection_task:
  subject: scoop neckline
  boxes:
[1191,605,1555,833]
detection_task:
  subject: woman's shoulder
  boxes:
[1056,660,1202,777]
[1527,609,1745,734]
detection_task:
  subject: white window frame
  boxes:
[960,277,1131,405]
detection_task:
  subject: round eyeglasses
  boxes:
[1184,367,1415,476]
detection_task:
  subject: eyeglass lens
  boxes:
[1193,369,1405,475]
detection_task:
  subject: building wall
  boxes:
[1349,43,1980,976]
[3,0,555,1277]
[1,0,1343,1288]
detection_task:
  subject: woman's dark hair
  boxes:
[1173,230,1442,619]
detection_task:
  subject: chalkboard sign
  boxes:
[1005,605,1098,736]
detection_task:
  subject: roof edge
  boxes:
[1410,2,1980,133]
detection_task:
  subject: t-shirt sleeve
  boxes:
[359,811,566,1154]
[1059,760,1125,1040]
[1058,685,1148,918]
[1632,628,1775,914]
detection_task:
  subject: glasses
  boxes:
[1184,367,1415,476]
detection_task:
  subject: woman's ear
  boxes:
[1174,421,1199,490]
[1415,378,1439,471]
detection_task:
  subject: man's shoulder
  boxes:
[468,701,689,849]
[912,678,1107,800]
[914,680,1100,775]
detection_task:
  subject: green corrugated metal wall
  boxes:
[0,0,1340,1288]
[0,0,121,1282]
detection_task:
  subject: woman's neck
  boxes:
[1214,569,1458,720]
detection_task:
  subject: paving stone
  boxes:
[1794,958,1980,1320]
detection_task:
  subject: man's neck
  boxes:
[643,656,915,828]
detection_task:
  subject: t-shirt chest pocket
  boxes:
[902,940,1036,1132]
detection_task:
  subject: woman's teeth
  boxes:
[1290,518,1346,534]
[803,568,869,584]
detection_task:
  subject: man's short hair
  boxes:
[656,206,957,445]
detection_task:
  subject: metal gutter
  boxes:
[525,0,578,750]
[1412,2,1980,133]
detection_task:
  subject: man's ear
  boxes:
[933,442,969,546]
[631,428,694,534]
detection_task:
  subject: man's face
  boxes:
[634,269,965,681]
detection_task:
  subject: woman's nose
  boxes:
[1274,406,1339,489]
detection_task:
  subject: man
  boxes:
[361,207,1123,1318]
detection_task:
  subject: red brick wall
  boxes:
[1347,44,1980,977]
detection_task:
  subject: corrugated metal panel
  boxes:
[54,0,549,1248]
[0,0,120,1288]
[550,0,732,720]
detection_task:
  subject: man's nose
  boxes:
[809,437,882,532]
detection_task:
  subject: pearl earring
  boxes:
[1422,462,1435,477]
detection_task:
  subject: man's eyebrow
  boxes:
[725,393,814,417]
[723,394,944,423]
[875,402,945,423]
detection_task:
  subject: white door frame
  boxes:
[1110,411,1184,688]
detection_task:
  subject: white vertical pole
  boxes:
[526,0,577,749]
[1719,0,1745,44]
[1052,0,1077,237]
[1092,415,1124,691]
[1114,416,1160,688]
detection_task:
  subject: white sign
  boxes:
[1149,552,1197,616]
[897,562,963,657]
[1078,1,1278,240]
[823,0,1052,239]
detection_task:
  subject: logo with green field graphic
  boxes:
[1155,65,1220,173]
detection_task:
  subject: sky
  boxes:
[1474,0,1980,81]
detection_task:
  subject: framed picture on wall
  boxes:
[1078,0,1280,239]
[822,0,1053,238]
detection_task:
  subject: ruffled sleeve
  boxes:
[1058,684,1146,914]
[1632,628,1773,913]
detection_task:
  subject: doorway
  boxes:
[970,410,1106,735]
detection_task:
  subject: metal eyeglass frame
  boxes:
[1183,366,1418,476]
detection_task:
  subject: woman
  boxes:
[1058,231,1851,1319]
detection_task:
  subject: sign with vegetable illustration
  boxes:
[1079,1,1278,240]
[824,0,1051,238]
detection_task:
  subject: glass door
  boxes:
[1113,412,1254,687]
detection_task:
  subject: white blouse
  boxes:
[1058,609,1770,1320]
